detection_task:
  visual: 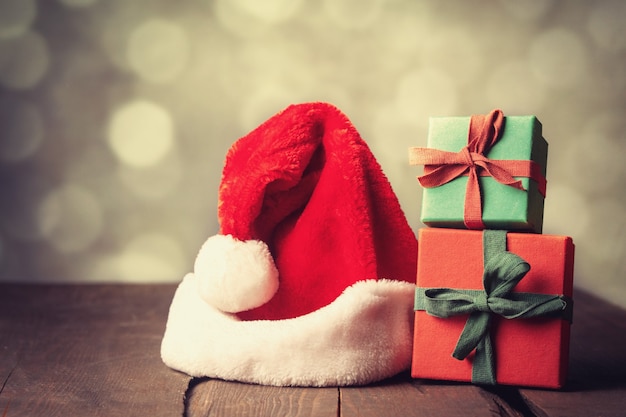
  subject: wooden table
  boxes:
[1,284,624,417]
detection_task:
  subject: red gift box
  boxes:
[411,228,574,389]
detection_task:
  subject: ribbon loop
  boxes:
[483,251,530,296]
[414,230,573,385]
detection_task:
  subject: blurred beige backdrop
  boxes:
[0,0,624,308]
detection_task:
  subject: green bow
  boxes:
[414,230,573,385]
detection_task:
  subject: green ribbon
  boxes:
[414,230,573,385]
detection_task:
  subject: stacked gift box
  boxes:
[408,109,575,389]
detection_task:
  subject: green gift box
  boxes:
[409,110,548,233]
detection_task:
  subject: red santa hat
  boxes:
[161,102,418,386]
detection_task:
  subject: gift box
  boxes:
[411,228,574,388]
[409,110,548,233]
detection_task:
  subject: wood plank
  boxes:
[340,372,523,417]
[0,284,191,417]
[186,378,339,417]
[519,289,626,417]
[2,285,624,416]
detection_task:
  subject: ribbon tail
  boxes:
[452,311,490,360]
[463,168,485,229]
[478,160,526,192]
[472,333,497,385]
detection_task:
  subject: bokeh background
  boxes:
[0,0,624,308]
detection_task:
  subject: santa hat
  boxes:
[161,102,418,386]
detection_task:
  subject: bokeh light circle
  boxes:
[117,154,183,200]
[37,184,104,253]
[108,100,175,168]
[0,97,44,162]
[127,19,190,84]
[214,0,271,37]
[421,29,483,86]
[229,0,303,24]
[323,0,386,30]
[239,85,301,132]
[0,30,50,89]
[90,233,186,282]
[486,60,546,113]
[57,0,99,8]
[587,0,626,52]
[0,0,36,39]
[394,68,458,127]
[563,112,626,194]
[499,0,555,21]
[529,28,587,89]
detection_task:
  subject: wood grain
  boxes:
[0,284,190,417]
[340,372,524,417]
[186,378,338,417]
[188,372,527,417]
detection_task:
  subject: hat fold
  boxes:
[161,273,415,387]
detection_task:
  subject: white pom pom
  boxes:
[194,234,279,313]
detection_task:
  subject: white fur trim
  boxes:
[161,274,415,387]
[194,234,279,313]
